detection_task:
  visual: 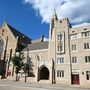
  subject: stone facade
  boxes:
[0,12,90,88]
[23,12,90,87]
[0,21,31,77]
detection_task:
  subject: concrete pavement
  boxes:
[0,79,89,90]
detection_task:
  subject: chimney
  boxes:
[40,35,44,42]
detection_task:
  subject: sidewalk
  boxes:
[0,79,90,90]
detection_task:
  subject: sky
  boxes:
[0,0,90,40]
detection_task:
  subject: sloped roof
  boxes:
[23,41,48,51]
[7,23,32,44]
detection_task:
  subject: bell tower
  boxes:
[48,10,58,83]
[50,10,58,30]
[49,10,58,39]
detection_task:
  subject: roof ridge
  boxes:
[23,41,48,51]
[6,23,32,40]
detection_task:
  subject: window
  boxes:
[71,34,77,40]
[57,44,63,52]
[2,29,5,35]
[60,21,62,23]
[57,57,64,64]
[86,71,90,80]
[85,56,90,63]
[0,39,4,54]
[57,45,60,52]
[57,33,62,41]
[57,70,64,77]
[82,31,90,37]
[60,44,63,51]
[84,43,90,49]
[72,44,76,51]
[72,57,77,63]
[51,19,54,28]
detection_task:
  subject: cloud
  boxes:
[72,22,90,28]
[44,37,49,41]
[23,0,90,26]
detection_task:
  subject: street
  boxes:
[0,80,89,90]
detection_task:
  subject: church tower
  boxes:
[49,10,58,39]
[50,10,58,29]
[48,10,58,83]
[48,10,71,84]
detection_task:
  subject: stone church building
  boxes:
[0,11,90,87]
[0,21,31,77]
[23,12,90,87]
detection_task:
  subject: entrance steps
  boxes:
[39,80,51,83]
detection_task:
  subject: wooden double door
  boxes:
[72,74,80,84]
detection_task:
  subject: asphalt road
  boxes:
[0,80,89,90]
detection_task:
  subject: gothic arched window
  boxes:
[0,39,4,54]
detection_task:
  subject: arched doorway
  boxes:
[40,66,49,80]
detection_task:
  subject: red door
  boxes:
[72,74,80,84]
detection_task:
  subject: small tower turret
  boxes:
[49,10,58,39]
[50,10,58,29]
[52,10,58,20]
